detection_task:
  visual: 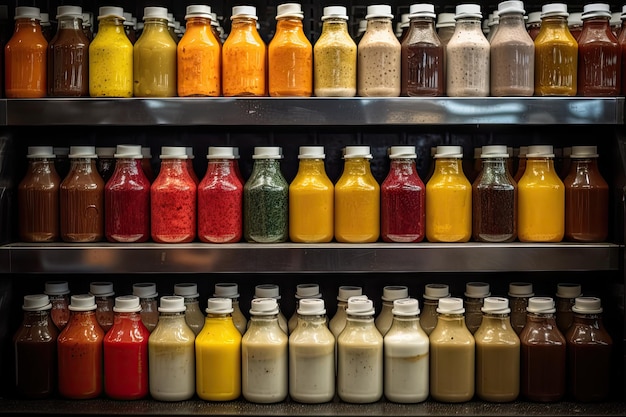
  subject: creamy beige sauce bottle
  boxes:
[375,285,409,336]
[288,283,322,333]
[464,282,490,334]
[420,283,450,335]
[174,283,205,335]
[214,283,247,335]
[253,284,288,334]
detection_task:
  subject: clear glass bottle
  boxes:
[508,282,534,335]
[253,284,288,334]
[375,285,409,336]
[132,282,159,332]
[420,283,450,335]
[44,280,70,331]
[214,283,247,335]
[329,286,363,338]
[89,281,115,333]
[487,11,500,42]
[555,283,582,334]
[436,12,456,45]
[464,282,490,334]
[174,283,205,335]
[288,283,323,334]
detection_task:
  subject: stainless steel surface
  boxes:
[3,97,624,126]
[0,242,619,273]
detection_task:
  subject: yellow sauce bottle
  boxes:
[426,146,472,242]
[334,146,380,243]
[89,7,133,97]
[289,146,334,243]
[195,298,242,401]
[518,145,565,242]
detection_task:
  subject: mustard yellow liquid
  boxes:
[89,17,133,97]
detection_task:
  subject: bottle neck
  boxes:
[207,312,233,320]
[526,157,556,172]
[437,313,466,327]
[434,157,463,175]
[389,158,418,176]
[581,16,611,32]
[249,314,281,327]
[231,16,258,32]
[389,315,420,331]
[297,314,327,327]
[143,17,169,32]
[22,310,52,326]
[185,16,211,30]
[481,157,508,175]
[570,157,599,173]
[409,16,436,31]
[456,17,483,33]
[343,158,372,176]
[69,157,97,174]
[322,18,349,34]
[480,313,511,328]
[57,16,83,31]
[541,15,568,30]
[251,158,282,176]
[113,158,143,174]
[365,17,394,34]
[206,159,237,177]
[98,16,125,31]
[346,314,375,324]
[297,158,327,175]
[68,309,99,325]
[498,13,526,30]
[527,311,557,323]
[28,158,57,175]
[276,16,304,32]
[15,18,42,34]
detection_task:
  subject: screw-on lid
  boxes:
[83,12,93,26]
[27,146,55,159]
[572,296,603,314]
[322,6,348,20]
[89,282,115,297]
[96,147,116,158]
[337,285,363,301]
[252,146,283,159]
[568,12,583,26]
[231,5,258,20]
[69,294,97,311]
[15,6,41,20]
[556,283,582,298]
[207,146,236,160]
[481,145,509,158]
[570,146,599,158]
[581,3,611,20]
[69,146,97,158]
[541,3,568,19]
[527,11,542,24]
[141,147,152,158]
[392,298,420,316]
[298,298,326,315]
[167,13,174,25]
[465,282,491,298]
[123,12,133,25]
[365,5,393,20]
[488,11,501,27]
[254,284,281,299]
[498,1,525,15]
[358,19,368,34]
[346,297,375,316]
[133,282,158,298]
[185,147,195,159]
[434,145,463,159]
[276,3,303,20]
[210,12,219,26]
[250,298,279,315]
[388,146,416,159]
[526,145,554,158]
[98,6,125,20]
[436,12,456,27]
[399,13,410,28]
[206,297,233,314]
[508,282,534,297]
[144,6,168,20]
[437,297,465,314]
[23,294,52,311]
[424,283,450,300]
[298,146,325,159]
[45,281,70,295]
[185,5,212,20]
[40,12,50,25]
[527,297,556,313]
[160,146,188,159]
[343,146,372,159]
[57,6,83,19]
[296,283,322,299]
[482,297,511,314]
[381,285,409,301]
[174,283,199,298]
[622,5,626,20]
[158,295,186,313]
[114,295,141,313]
[214,283,240,298]
[114,144,142,159]
[455,4,482,19]
[409,4,435,19]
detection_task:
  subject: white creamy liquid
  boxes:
[384,331,429,402]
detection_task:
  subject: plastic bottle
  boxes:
[89,281,115,333]
[289,146,334,243]
[555,282,582,334]
[288,283,323,333]
[132,282,159,332]
[383,298,429,403]
[195,298,242,401]
[436,12,456,45]
[329,286,363,338]
[375,285,409,336]
[526,10,542,40]
[44,281,70,331]
[420,283,450,335]
[464,282,491,334]
[253,284,288,334]
[95,146,116,184]
[508,282,534,335]
[214,283,247,335]
[174,283,205,335]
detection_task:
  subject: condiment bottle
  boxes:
[568,12,584,41]
[401,3,444,96]
[242,298,289,403]
[381,145,425,243]
[564,146,609,242]
[475,297,520,402]
[526,10,542,40]
[289,298,335,403]
[195,297,242,401]
[253,284,288,334]
[44,281,70,331]
[288,283,323,333]
[420,283,450,335]
[383,298,429,403]
[95,147,116,184]
[13,294,58,399]
[210,12,222,44]
[357,4,401,96]
[430,297,475,402]
[334,146,380,243]
[436,12,456,45]
[534,3,578,96]
[82,12,93,41]
[355,19,367,44]
[140,147,154,183]
[57,294,104,399]
[132,282,159,333]
[222,6,266,96]
[89,281,115,333]
[329,285,363,338]
[103,295,149,400]
[18,146,60,243]
[519,296,566,402]
[177,5,220,97]
[151,146,197,243]
[60,146,104,243]
[337,297,383,403]
[577,3,620,96]
[198,146,243,243]
[47,5,89,97]
[518,145,565,242]
[313,6,357,97]
[214,283,247,335]
[612,11,622,37]
[89,7,133,97]
[289,146,334,243]
[123,12,136,44]
[40,12,52,42]
[464,282,490,334]
[555,282,582,334]
[149,296,196,401]
[490,1,535,96]
[243,146,288,243]
[134,6,177,97]
[174,283,205,335]
[487,11,501,42]
[397,13,410,41]
[425,145,472,243]
[508,282,534,335]
[513,145,528,183]
[565,296,613,402]
[472,145,517,242]
[167,13,177,43]
[446,4,490,96]
[375,285,409,336]
[4,6,47,98]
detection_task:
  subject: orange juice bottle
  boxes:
[5,6,47,98]
[222,6,266,96]
[268,3,312,97]
[177,5,220,97]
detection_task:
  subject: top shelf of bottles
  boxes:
[0,97,623,126]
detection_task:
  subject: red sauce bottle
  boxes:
[57,294,104,399]
[104,295,150,400]
[105,145,151,243]
[13,294,58,398]
[44,280,70,331]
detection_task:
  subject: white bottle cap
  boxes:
[409,4,435,19]
[343,145,372,159]
[186,5,212,20]
[572,297,603,314]
[498,1,525,15]
[295,283,322,299]
[581,3,611,20]
[158,295,186,313]
[23,294,52,311]
[436,12,456,27]
[508,282,534,297]
[527,11,542,24]
[252,146,283,159]
[337,285,363,301]
[388,146,417,159]
[556,283,582,298]
[185,147,195,159]
[437,297,465,314]
[622,5,626,20]
[455,4,482,19]
[518,146,529,157]
[358,19,368,34]
[57,6,82,19]
[69,294,97,311]
[298,146,325,159]
[392,298,420,316]
[89,281,115,297]
[254,284,281,299]
[541,3,568,19]
[214,283,240,298]
[526,145,554,158]
[568,12,583,26]
[123,12,133,24]
[27,146,55,159]
[141,147,152,158]
[381,285,409,301]
[99,6,125,20]
[231,6,258,20]
[144,6,168,20]
[83,12,93,27]
[322,6,348,20]
[434,145,463,159]
[346,297,375,316]
[174,283,199,298]
[160,146,188,159]
[400,13,411,28]
[482,297,511,314]
[96,147,116,158]
[527,297,556,313]
[424,283,450,300]
[298,298,326,315]
[465,282,491,298]
[206,297,234,314]
[366,4,393,20]
[45,281,70,295]
[250,298,279,315]
[276,3,303,19]
[15,6,41,20]
[133,282,158,298]
[481,145,509,158]
[207,146,236,159]
[69,146,97,158]
[114,295,141,313]
[167,12,174,25]
[570,146,599,158]
[114,144,142,159]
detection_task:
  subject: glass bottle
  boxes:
[472,145,517,242]
[222,6,266,96]
[401,3,444,96]
[149,296,196,401]
[253,284,288,334]
[133,6,177,97]
[174,283,205,335]
[289,298,335,403]
[18,146,60,242]
[436,12,456,45]
[210,12,222,44]
[568,12,583,42]
[289,146,334,243]
[214,283,247,335]
[381,146,425,243]
[89,281,115,333]
[334,146,380,243]
[513,145,528,183]
[44,281,70,331]
[337,297,383,403]
[555,283,582,334]
[313,6,357,97]
[151,146,197,243]
[375,285,409,336]
[166,13,177,43]
[89,7,133,97]
[425,145,472,242]
[421,283,450,336]
[508,282,534,335]
[446,4,490,96]
[357,4,401,96]
[519,297,566,402]
[59,146,104,243]
[244,147,288,243]
[383,298,429,403]
[13,294,58,399]
[475,297,520,402]
[133,282,159,332]
[329,286,363,338]
[564,146,609,242]
[534,3,578,96]
[565,297,613,402]
[177,5,221,97]
[288,283,323,334]
[95,147,116,184]
[105,144,151,243]
[464,282,490,334]
[242,298,289,403]
[527,11,542,40]
[4,6,47,98]
[487,11,500,42]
